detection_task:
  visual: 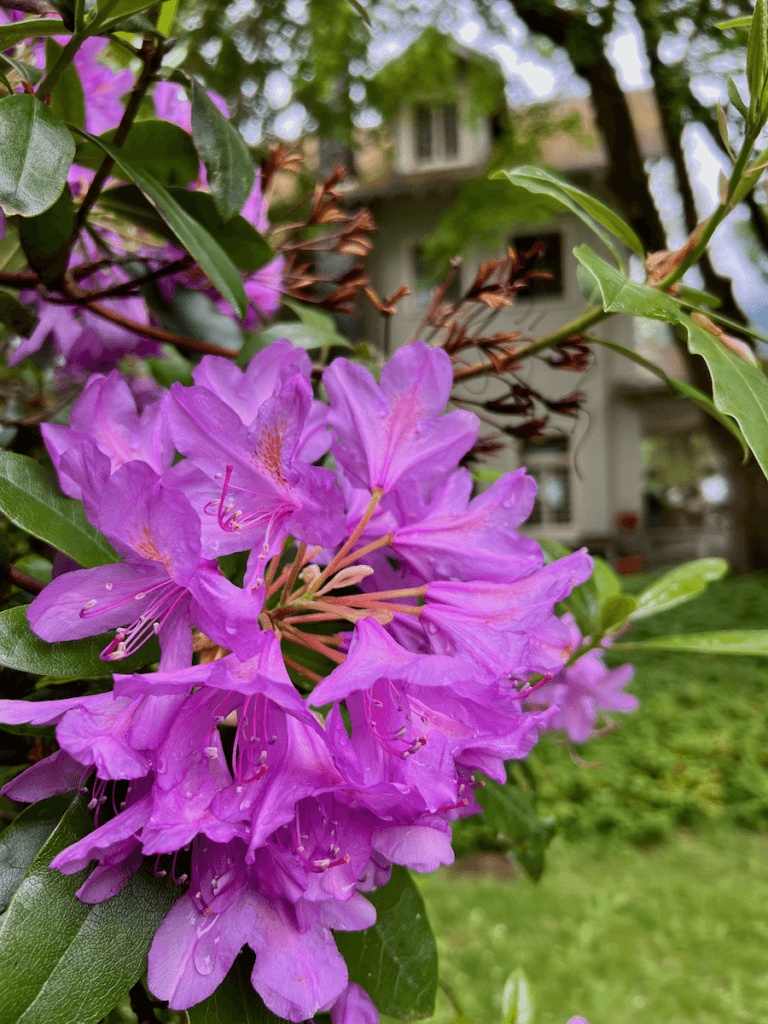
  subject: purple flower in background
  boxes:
[528,617,638,742]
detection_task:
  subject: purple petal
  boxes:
[1,748,87,802]
[330,983,379,1024]
[372,824,454,872]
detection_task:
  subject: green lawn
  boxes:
[413,828,768,1024]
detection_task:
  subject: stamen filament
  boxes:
[264,536,288,591]
[280,623,347,664]
[268,545,322,599]
[334,531,394,571]
[281,542,307,605]
[281,655,325,684]
[330,585,427,605]
[307,488,383,594]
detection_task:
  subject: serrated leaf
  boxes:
[494,166,643,267]
[19,186,75,286]
[0,290,39,337]
[75,120,199,188]
[600,594,636,634]
[0,794,72,915]
[190,79,255,220]
[336,865,437,1019]
[630,558,728,621]
[0,453,117,568]
[71,127,248,319]
[186,949,286,1023]
[0,54,43,85]
[45,38,85,130]
[0,797,179,1024]
[617,630,768,655]
[0,94,74,217]
[0,19,68,49]
[0,605,161,676]
[502,968,534,1024]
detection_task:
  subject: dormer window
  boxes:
[414,103,460,164]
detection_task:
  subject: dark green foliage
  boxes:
[529,573,768,845]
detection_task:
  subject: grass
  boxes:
[412,828,768,1024]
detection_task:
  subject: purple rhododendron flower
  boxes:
[0,338,627,1019]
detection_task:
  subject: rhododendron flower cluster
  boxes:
[0,339,595,1021]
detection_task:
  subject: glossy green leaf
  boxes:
[75,121,199,188]
[148,287,243,353]
[45,38,85,130]
[336,865,437,1019]
[97,183,174,239]
[591,556,621,606]
[92,0,171,31]
[475,774,555,882]
[537,538,595,635]
[190,79,255,220]
[281,296,339,333]
[0,94,75,217]
[0,289,39,337]
[146,345,194,388]
[600,594,636,634]
[168,189,273,272]
[0,453,117,568]
[495,166,643,266]
[72,127,248,319]
[0,54,43,85]
[19,186,75,286]
[186,950,285,1023]
[574,244,680,320]
[257,322,353,351]
[0,19,68,49]
[0,605,161,676]
[683,315,768,480]
[0,794,72,915]
[502,968,534,1024]
[616,630,768,655]
[0,797,178,1024]
[630,558,729,621]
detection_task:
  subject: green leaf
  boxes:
[186,949,285,1023]
[146,345,194,388]
[747,0,768,117]
[727,75,749,119]
[75,120,200,188]
[501,968,534,1024]
[336,865,438,1019]
[0,19,68,49]
[475,774,555,882]
[45,38,85,130]
[683,315,768,480]
[0,93,75,217]
[0,54,43,85]
[148,286,243,353]
[19,186,75,286]
[281,296,338,333]
[630,558,729,621]
[600,594,636,634]
[616,630,768,656]
[257,322,352,351]
[716,15,752,29]
[190,79,255,220]
[591,556,621,606]
[0,289,39,337]
[587,336,750,460]
[0,453,118,568]
[0,605,161,676]
[168,189,273,272]
[573,244,680,320]
[495,166,643,267]
[0,797,179,1024]
[92,0,172,31]
[71,127,248,319]
[97,183,174,239]
[0,795,72,915]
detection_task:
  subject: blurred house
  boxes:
[311,37,734,567]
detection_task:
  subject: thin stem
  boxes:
[452,306,606,383]
[36,32,86,103]
[334,531,393,571]
[85,302,239,357]
[282,654,323,685]
[77,36,165,229]
[280,542,307,605]
[280,622,346,664]
[307,489,383,595]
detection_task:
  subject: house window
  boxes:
[413,102,460,164]
[413,245,461,310]
[513,233,564,297]
[521,437,571,525]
